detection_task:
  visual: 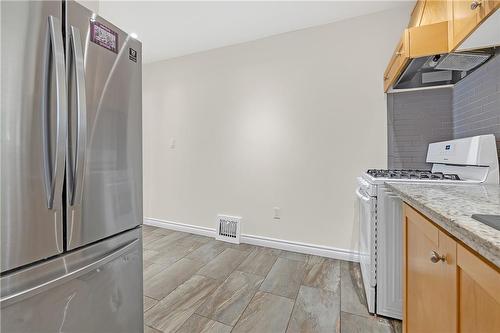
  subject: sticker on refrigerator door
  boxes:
[129,48,137,62]
[90,21,118,53]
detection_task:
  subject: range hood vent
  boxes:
[392,48,496,91]
[435,52,491,71]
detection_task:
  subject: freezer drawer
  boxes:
[1,228,143,333]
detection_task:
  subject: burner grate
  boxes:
[366,169,460,181]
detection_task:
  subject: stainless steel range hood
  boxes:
[393,48,496,90]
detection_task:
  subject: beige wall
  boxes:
[143,6,411,253]
[75,0,99,13]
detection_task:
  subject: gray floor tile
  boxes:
[147,232,198,252]
[340,261,370,317]
[151,227,177,236]
[144,296,158,312]
[143,249,161,262]
[144,275,220,333]
[142,225,158,233]
[251,246,282,257]
[224,243,257,253]
[143,259,155,269]
[279,251,309,262]
[196,270,264,326]
[186,240,229,264]
[340,312,400,333]
[147,235,209,266]
[305,255,328,267]
[142,228,400,333]
[236,248,278,277]
[143,232,166,247]
[232,291,295,333]
[144,231,189,250]
[303,258,341,292]
[197,248,249,281]
[286,286,340,333]
[260,257,307,299]
[144,325,162,333]
[143,260,170,281]
[144,257,205,300]
[176,314,232,333]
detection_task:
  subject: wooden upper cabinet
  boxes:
[449,0,499,50]
[383,0,499,91]
[421,0,451,25]
[408,0,427,27]
[408,0,450,27]
[457,243,500,333]
[408,21,450,58]
[479,0,500,19]
[403,204,457,333]
[450,0,482,49]
[383,31,410,92]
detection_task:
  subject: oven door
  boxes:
[356,185,376,313]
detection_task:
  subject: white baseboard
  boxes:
[145,217,216,238]
[144,217,359,262]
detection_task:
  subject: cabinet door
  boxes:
[403,204,457,333]
[420,0,450,25]
[451,0,480,49]
[383,31,410,92]
[457,244,500,333]
[408,0,427,27]
[478,0,500,20]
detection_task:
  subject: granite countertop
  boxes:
[385,182,500,268]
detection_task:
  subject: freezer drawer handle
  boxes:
[68,26,87,206]
[41,16,67,209]
[0,239,139,307]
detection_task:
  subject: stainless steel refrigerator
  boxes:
[1,1,143,331]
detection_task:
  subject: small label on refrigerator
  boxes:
[129,48,137,62]
[90,21,118,53]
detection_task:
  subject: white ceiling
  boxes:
[99,1,413,63]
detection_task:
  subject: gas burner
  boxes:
[366,169,461,181]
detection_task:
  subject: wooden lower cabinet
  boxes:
[403,203,500,333]
[403,203,457,333]
[457,243,500,333]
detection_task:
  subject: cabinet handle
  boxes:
[396,51,403,56]
[470,1,482,10]
[384,75,389,80]
[430,250,446,263]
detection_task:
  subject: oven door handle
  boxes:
[357,177,369,188]
[356,187,371,202]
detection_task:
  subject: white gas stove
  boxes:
[356,134,499,319]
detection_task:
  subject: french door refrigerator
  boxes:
[1,1,143,331]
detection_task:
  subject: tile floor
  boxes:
[142,225,402,333]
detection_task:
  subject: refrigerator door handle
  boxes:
[0,239,139,307]
[69,26,87,206]
[42,15,67,209]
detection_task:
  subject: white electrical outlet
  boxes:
[273,207,281,220]
[169,138,176,149]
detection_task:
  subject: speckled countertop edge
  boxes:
[385,182,500,268]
